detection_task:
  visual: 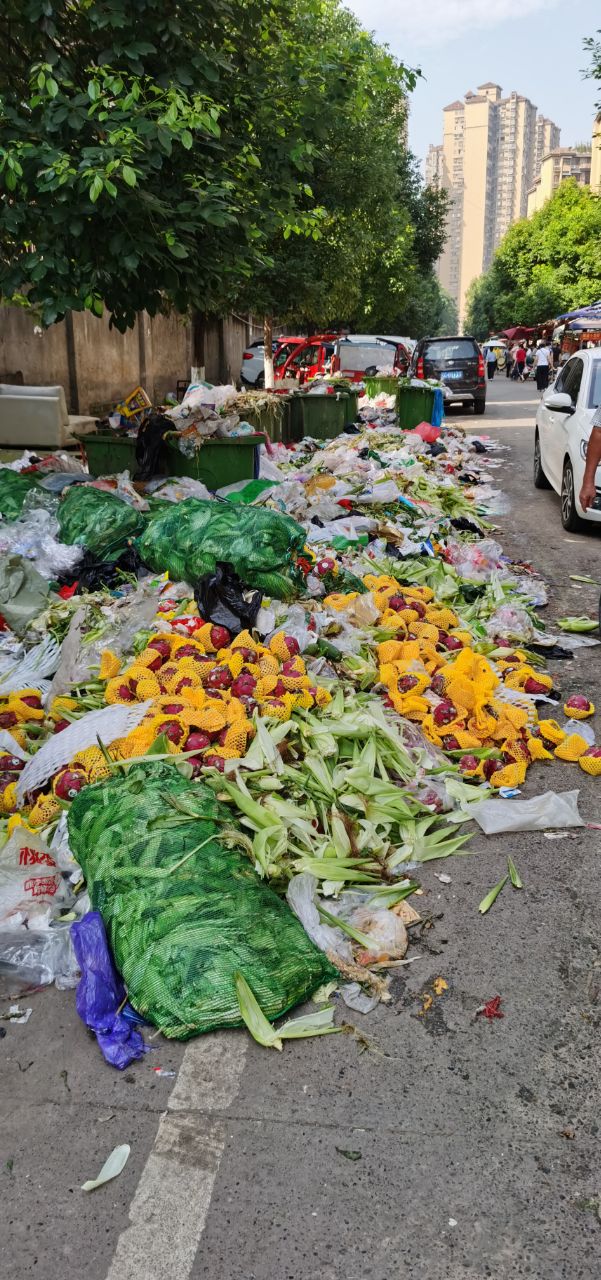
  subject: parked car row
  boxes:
[240,333,413,387]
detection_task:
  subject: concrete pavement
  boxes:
[3,376,601,1280]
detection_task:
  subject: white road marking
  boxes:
[104,1032,247,1280]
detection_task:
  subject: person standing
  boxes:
[486,344,497,380]
[505,346,514,378]
[579,404,601,512]
[533,341,553,392]
[514,344,526,381]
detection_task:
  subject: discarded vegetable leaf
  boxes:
[478,875,508,914]
[234,973,340,1051]
[507,857,523,889]
[81,1143,130,1192]
[336,1147,362,1161]
[556,617,598,633]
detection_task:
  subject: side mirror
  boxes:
[544,391,575,415]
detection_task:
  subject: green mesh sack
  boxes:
[0,469,41,520]
[138,498,307,599]
[67,762,335,1039]
[57,486,148,559]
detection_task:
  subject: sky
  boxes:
[345,0,600,166]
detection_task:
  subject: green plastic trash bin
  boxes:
[343,390,359,426]
[241,399,287,444]
[300,394,347,440]
[364,375,400,398]
[162,435,263,489]
[73,432,138,477]
[397,387,435,432]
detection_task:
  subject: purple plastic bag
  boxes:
[71,911,147,1070]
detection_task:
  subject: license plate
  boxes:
[442,370,462,380]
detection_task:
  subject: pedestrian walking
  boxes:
[534,341,553,392]
[505,347,514,378]
[513,344,526,381]
[486,345,497,380]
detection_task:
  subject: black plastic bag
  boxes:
[57,546,144,592]
[194,562,262,637]
[135,413,171,479]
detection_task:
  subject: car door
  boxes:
[538,359,577,489]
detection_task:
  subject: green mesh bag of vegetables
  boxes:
[0,469,41,520]
[57,486,148,559]
[137,499,306,599]
[67,762,335,1039]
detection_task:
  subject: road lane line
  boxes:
[104,1032,247,1280]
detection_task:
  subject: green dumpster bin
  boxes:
[364,375,400,398]
[343,389,360,426]
[73,431,138,477]
[162,435,263,489]
[397,387,435,432]
[241,398,288,444]
[300,393,347,440]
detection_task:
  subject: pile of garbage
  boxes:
[0,383,598,1062]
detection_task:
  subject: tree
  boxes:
[234,8,448,345]
[465,182,601,338]
[0,0,351,330]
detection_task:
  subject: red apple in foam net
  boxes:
[565,695,592,713]
[388,595,407,612]
[54,719,70,734]
[149,639,171,658]
[162,702,185,715]
[185,731,212,753]
[441,735,460,751]
[157,720,184,744]
[54,768,86,800]
[206,666,232,690]
[233,646,256,663]
[210,626,231,650]
[440,634,463,651]
[433,700,457,727]
[175,644,202,660]
[459,754,479,773]
[524,677,549,695]
[483,758,503,781]
[583,747,601,759]
[204,753,225,772]
[397,675,419,693]
[20,694,42,709]
[0,754,24,772]
[174,678,194,694]
[231,674,257,698]
[0,712,17,728]
[117,684,135,702]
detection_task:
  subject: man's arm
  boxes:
[580,424,601,510]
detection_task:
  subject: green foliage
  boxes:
[584,29,601,108]
[0,0,365,328]
[465,182,601,339]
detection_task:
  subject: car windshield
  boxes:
[338,343,394,370]
[588,360,601,408]
[424,340,477,361]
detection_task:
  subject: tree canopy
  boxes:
[0,0,449,337]
[465,182,601,339]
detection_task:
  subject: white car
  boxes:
[534,348,601,530]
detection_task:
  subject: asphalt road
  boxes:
[3,375,601,1280]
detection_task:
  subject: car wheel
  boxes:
[533,431,551,489]
[561,458,587,532]
[255,372,264,389]
[473,398,486,415]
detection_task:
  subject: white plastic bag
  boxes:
[0,831,73,928]
[470,789,584,835]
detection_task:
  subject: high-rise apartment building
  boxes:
[534,116,561,175]
[430,85,560,324]
[425,143,444,186]
[527,147,592,216]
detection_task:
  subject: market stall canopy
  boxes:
[555,301,601,322]
[501,326,538,341]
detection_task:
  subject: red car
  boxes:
[274,334,340,382]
